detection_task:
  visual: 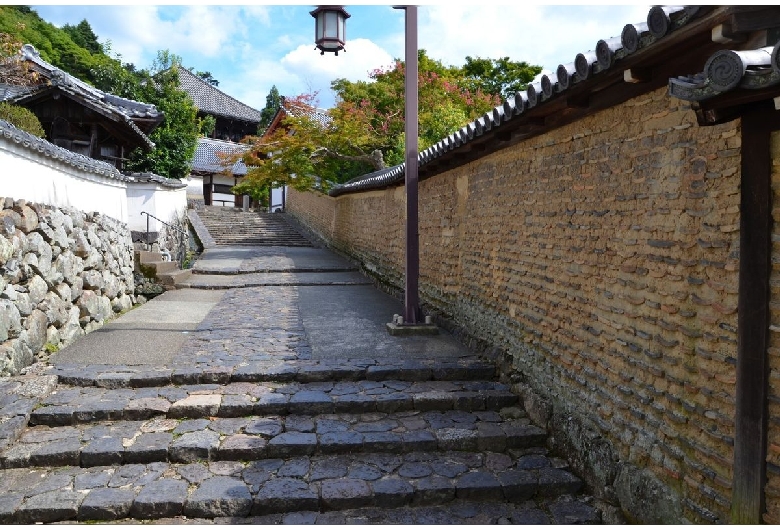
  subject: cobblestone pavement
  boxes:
[0,220,605,524]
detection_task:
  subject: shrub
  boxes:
[0,101,45,137]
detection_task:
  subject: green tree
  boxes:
[125,50,199,180]
[0,101,45,136]
[330,49,500,168]
[236,50,520,197]
[195,70,218,86]
[236,50,542,197]
[62,19,101,55]
[462,56,541,99]
[258,84,282,133]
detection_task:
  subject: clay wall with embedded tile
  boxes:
[288,86,743,523]
[766,130,780,525]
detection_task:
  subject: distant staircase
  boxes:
[197,206,312,247]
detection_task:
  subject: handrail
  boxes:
[140,211,187,236]
[140,211,188,269]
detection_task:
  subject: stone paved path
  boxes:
[0,213,602,524]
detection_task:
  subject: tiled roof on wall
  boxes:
[191,137,248,176]
[329,5,734,197]
[669,44,780,102]
[125,172,188,189]
[0,118,132,182]
[177,66,263,124]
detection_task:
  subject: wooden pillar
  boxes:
[204,175,212,206]
[89,123,98,159]
[732,102,775,523]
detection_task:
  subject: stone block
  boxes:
[252,478,318,515]
[184,477,252,518]
[78,488,135,521]
[17,489,85,523]
[123,432,173,464]
[218,434,267,461]
[168,394,221,419]
[169,430,220,463]
[266,432,317,458]
[129,478,188,519]
[455,471,502,501]
[320,478,372,510]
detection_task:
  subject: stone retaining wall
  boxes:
[288,86,744,523]
[0,198,136,376]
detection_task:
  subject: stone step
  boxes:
[191,266,357,275]
[1,410,546,469]
[210,498,601,525]
[51,359,497,388]
[0,451,584,523]
[158,268,192,287]
[196,211,313,248]
[3,499,600,525]
[179,271,373,289]
[28,380,519,427]
[134,250,162,263]
[204,238,311,246]
[141,260,179,275]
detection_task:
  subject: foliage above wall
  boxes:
[0,101,44,137]
[235,50,542,197]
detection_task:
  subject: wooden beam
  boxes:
[730,8,780,34]
[624,68,653,83]
[732,102,776,524]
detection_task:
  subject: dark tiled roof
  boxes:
[0,118,132,181]
[177,66,263,124]
[125,172,187,189]
[283,102,331,128]
[191,137,248,176]
[1,45,161,149]
[669,45,780,101]
[330,5,720,197]
[262,101,332,136]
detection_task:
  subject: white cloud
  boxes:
[281,38,395,106]
[418,5,652,71]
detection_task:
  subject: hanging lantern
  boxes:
[311,6,350,55]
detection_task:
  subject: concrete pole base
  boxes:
[386,314,439,336]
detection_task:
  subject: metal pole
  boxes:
[403,5,420,324]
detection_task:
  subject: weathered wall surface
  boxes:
[0,198,136,376]
[767,130,780,525]
[288,87,743,523]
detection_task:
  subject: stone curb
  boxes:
[191,266,358,275]
[50,360,497,388]
[0,456,584,523]
[28,381,519,427]
[186,209,216,250]
[177,272,374,289]
[1,417,548,469]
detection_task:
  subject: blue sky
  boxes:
[31,3,651,110]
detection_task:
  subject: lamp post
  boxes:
[313,6,428,329]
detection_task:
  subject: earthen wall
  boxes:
[288,86,743,523]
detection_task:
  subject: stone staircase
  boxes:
[0,360,600,523]
[134,249,192,289]
[197,206,312,247]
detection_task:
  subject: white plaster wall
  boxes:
[126,182,187,232]
[270,186,287,211]
[210,174,237,207]
[184,175,204,201]
[0,140,128,223]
